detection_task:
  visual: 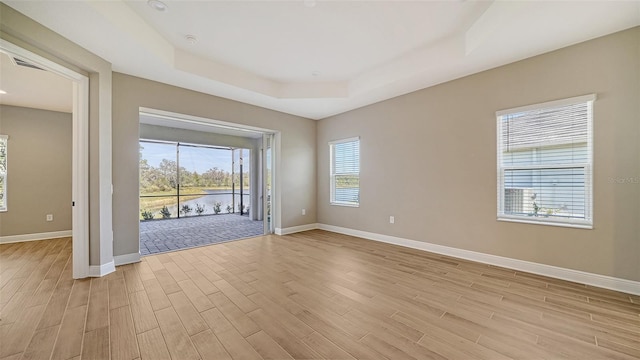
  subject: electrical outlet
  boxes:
[389,216,395,224]
[302,209,306,215]
[46,214,53,222]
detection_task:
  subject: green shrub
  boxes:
[160,206,171,219]
[181,204,193,216]
[141,210,154,220]
[226,204,232,214]
[195,203,206,215]
[213,202,222,214]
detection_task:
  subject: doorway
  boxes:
[138,109,276,255]
[0,40,90,278]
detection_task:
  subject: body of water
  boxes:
[148,189,251,218]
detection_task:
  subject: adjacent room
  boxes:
[0,52,74,249]
[0,1,638,360]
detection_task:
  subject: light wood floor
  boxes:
[1,231,639,360]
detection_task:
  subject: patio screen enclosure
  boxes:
[139,140,251,220]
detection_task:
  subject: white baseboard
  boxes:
[115,252,140,266]
[0,230,72,244]
[89,260,115,277]
[275,223,319,235]
[316,224,640,296]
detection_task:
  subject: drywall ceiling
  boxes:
[4,1,640,120]
[0,52,72,113]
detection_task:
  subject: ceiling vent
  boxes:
[12,57,45,71]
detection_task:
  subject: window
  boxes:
[330,137,360,207]
[497,94,595,228]
[0,135,7,212]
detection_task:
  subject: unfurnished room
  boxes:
[0,1,638,359]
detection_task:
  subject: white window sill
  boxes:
[497,216,592,229]
[330,202,359,208]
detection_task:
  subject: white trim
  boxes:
[0,134,7,212]
[0,39,91,279]
[114,252,141,266]
[330,202,360,208]
[262,133,276,235]
[72,76,90,279]
[496,93,597,116]
[273,131,281,232]
[0,230,72,244]
[275,223,319,235]
[140,107,276,135]
[89,261,116,277]
[328,136,360,146]
[316,224,640,296]
[497,216,592,229]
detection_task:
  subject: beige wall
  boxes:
[4,3,637,283]
[0,105,72,237]
[318,27,640,281]
[1,3,113,266]
[112,73,316,257]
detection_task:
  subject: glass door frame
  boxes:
[262,133,275,235]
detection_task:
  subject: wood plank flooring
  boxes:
[1,230,639,359]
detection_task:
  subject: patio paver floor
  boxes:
[140,213,264,255]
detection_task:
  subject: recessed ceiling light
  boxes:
[0,90,6,95]
[185,35,198,44]
[304,0,317,8]
[147,0,168,12]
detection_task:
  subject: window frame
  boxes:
[0,135,7,212]
[329,136,360,207]
[496,94,595,229]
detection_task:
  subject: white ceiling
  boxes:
[4,1,640,120]
[0,52,72,113]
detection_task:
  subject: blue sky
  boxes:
[140,142,250,173]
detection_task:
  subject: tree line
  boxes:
[140,157,249,193]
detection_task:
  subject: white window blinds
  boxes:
[497,94,594,228]
[330,137,360,206]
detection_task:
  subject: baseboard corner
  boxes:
[89,260,115,277]
[114,252,141,266]
[275,223,319,235]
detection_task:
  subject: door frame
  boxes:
[0,39,90,278]
[262,133,275,234]
[139,107,279,240]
